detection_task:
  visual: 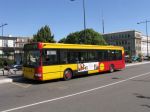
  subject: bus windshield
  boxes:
[23,50,41,67]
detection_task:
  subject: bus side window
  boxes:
[98,50,107,61]
[60,50,68,64]
[78,51,89,62]
[108,50,115,61]
[98,51,103,61]
[115,50,122,60]
[67,51,79,64]
[42,50,58,65]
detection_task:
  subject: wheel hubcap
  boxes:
[65,71,71,79]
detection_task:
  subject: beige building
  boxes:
[0,36,30,64]
[141,35,150,56]
[103,30,142,56]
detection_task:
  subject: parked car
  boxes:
[11,64,22,70]
[131,56,142,62]
[143,56,149,60]
[131,56,139,62]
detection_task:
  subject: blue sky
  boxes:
[0,0,150,41]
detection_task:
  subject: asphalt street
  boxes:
[0,63,150,112]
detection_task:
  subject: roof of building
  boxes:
[103,30,142,35]
[0,36,30,40]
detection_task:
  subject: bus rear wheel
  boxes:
[109,64,114,73]
[63,69,73,81]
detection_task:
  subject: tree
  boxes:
[32,25,56,43]
[59,29,107,45]
[4,51,11,58]
[58,37,66,43]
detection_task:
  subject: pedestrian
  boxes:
[3,60,13,75]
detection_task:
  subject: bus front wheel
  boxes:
[63,69,73,81]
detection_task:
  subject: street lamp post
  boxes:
[137,20,150,57]
[102,10,105,34]
[0,23,8,58]
[0,23,8,37]
[70,0,86,38]
[82,0,86,31]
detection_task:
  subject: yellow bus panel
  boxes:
[23,67,35,79]
[59,64,77,78]
[88,70,99,74]
[42,64,77,81]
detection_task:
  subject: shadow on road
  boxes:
[13,77,61,85]
[134,93,150,109]
[134,93,150,99]
[141,105,150,108]
[11,70,123,85]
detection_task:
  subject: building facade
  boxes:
[0,36,30,64]
[141,35,150,56]
[103,30,142,56]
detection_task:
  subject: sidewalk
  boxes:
[0,70,23,84]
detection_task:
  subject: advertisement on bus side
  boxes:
[78,62,99,72]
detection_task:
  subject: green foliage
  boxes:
[4,52,11,57]
[0,59,3,68]
[32,25,56,43]
[0,58,14,68]
[59,29,107,45]
[138,53,142,57]
[58,37,66,43]
[65,32,81,44]
[148,56,150,61]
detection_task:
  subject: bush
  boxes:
[0,58,14,68]
[0,59,3,68]
[148,56,150,61]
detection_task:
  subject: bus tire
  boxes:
[109,64,114,73]
[63,69,73,81]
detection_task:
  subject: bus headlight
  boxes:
[34,73,42,77]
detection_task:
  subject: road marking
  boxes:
[11,82,31,88]
[1,71,150,112]
[0,79,12,84]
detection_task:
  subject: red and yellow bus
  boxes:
[23,42,125,81]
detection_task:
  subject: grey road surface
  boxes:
[0,63,150,112]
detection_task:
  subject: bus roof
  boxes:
[24,42,124,50]
[40,43,124,50]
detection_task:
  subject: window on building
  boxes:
[128,34,130,38]
[128,46,130,50]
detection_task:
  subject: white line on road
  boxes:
[1,71,150,112]
[11,82,31,88]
